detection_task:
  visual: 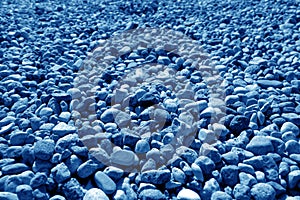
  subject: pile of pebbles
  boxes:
[0,0,299,200]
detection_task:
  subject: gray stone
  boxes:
[288,170,300,189]
[52,122,76,137]
[0,192,18,200]
[51,163,71,183]
[246,136,274,155]
[34,139,55,160]
[211,191,232,200]
[16,185,33,200]
[177,188,201,200]
[250,183,276,200]
[111,149,137,166]
[280,122,299,136]
[140,170,171,185]
[2,163,29,175]
[139,189,166,200]
[233,184,250,200]
[94,171,116,194]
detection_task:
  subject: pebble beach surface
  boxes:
[0,0,300,199]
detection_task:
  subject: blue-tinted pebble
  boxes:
[233,184,250,200]
[222,152,239,165]
[285,140,300,155]
[34,139,55,160]
[250,183,276,200]
[246,136,274,155]
[288,170,300,189]
[211,191,232,200]
[239,172,257,187]
[2,163,28,175]
[49,195,66,200]
[104,166,124,181]
[52,122,76,137]
[51,163,71,183]
[77,160,99,178]
[135,139,150,154]
[83,188,109,200]
[0,192,18,200]
[194,156,215,176]
[16,185,33,200]
[201,178,220,200]
[221,165,239,187]
[139,189,166,200]
[94,171,116,194]
[9,131,27,145]
[62,178,85,199]
[140,169,171,185]
[30,172,47,188]
[65,155,82,174]
[177,188,201,200]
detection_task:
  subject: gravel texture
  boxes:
[0,0,299,199]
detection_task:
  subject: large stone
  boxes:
[246,136,274,155]
[94,171,116,195]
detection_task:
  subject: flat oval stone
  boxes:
[111,149,136,166]
[94,171,116,195]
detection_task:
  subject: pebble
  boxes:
[34,139,55,160]
[52,122,76,137]
[246,136,274,155]
[172,167,186,184]
[201,178,220,200]
[114,190,128,200]
[233,184,250,200]
[16,185,33,200]
[194,156,215,176]
[191,163,204,182]
[250,183,276,200]
[51,163,71,183]
[288,170,300,189]
[30,172,47,188]
[94,171,116,194]
[239,172,257,187]
[77,160,99,178]
[140,169,171,185]
[221,165,239,187]
[229,115,249,135]
[139,189,166,200]
[280,122,299,136]
[257,80,283,88]
[9,131,28,145]
[285,140,300,155]
[104,166,124,181]
[222,151,239,165]
[0,192,18,200]
[211,191,232,200]
[111,149,137,166]
[2,163,29,175]
[62,178,85,199]
[177,188,201,200]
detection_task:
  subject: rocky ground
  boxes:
[0,0,300,199]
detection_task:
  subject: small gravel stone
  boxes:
[194,156,215,176]
[177,188,201,200]
[229,115,249,135]
[16,185,33,200]
[113,190,127,200]
[288,170,300,189]
[30,172,47,188]
[140,169,171,185]
[51,163,71,183]
[257,80,283,88]
[34,139,55,160]
[103,166,124,181]
[211,191,232,200]
[111,149,137,166]
[94,171,116,194]
[2,163,28,175]
[52,122,76,137]
[139,189,166,200]
[77,160,99,178]
[250,183,276,200]
[246,136,274,155]
[280,122,299,136]
[221,165,239,187]
[239,172,257,187]
[0,192,18,200]
[285,140,300,155]
[233,184,250,200]
[83,188,109,200]
[201,178,220,200]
